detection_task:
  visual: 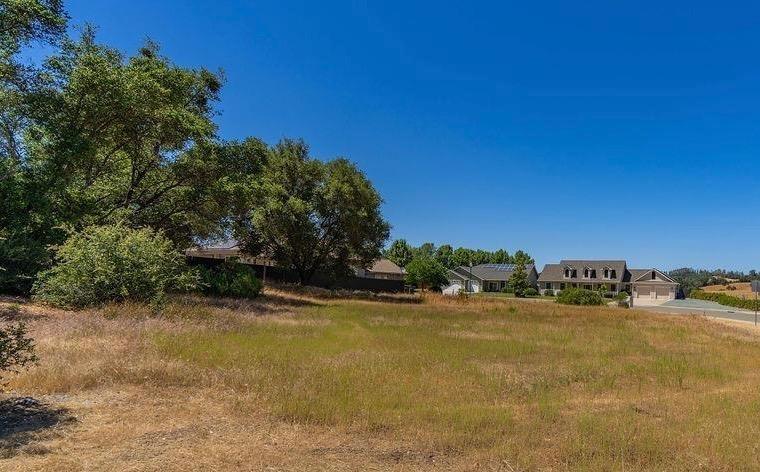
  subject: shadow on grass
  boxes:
[0,302,47,322]
[0,397,75,458]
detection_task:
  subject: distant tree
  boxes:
[240,139,390,284]
[415,242,436,259]
[434,244,455,268]
[513,250,534,266]
[452,247,475,267]
[492,249,511,264]
[385,239,414,268]
[509,260,530,298]
[405,256,448,291]
[473,249,491,265]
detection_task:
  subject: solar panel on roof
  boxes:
[483,263,517,271]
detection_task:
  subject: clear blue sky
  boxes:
[65,0,760,271]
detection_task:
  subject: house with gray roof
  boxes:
[443,263,538,294]
[537,260,678,304]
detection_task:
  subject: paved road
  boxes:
[636,298,760,325]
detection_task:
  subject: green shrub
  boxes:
[501,286,514,294]
[616,291,630,301]
[198,261,262,299]
[691,290,760,311]
[544,289,554,297]
[33,224,197,309]
[556,288,605,306]
[524,288,539,297]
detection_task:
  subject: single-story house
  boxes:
[353,259,405,281]
[443,263,539,294]
[185,241,404,291]
[537,260,678,303]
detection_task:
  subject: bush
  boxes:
[33,224,197,309]
[0,322,38,382]
[556,288,605,306]
[691,290,760,311]
[524,288,539,297]
[199,261,262,299]
[544,289,554,297]
[501,286,515,294]
[616,291,630,301]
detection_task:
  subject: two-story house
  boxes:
[537,260,678,303]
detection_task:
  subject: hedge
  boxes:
[691,290,760,311]
[556,288,605,306]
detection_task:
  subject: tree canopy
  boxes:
[404,256,448,291]
[384,240,534,270]
[239,139,390,284]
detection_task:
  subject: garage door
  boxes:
[637,285,653,298]
[655,286,670,299]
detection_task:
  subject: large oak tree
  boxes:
[239,139,390,284]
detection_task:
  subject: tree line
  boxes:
[384,239,534,269]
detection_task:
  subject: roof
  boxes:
[538,260,678,285]
[449,263,535,281]
[539,260,627,282]
[367,258,403,275]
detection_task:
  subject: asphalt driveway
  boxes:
[636,298,760,325]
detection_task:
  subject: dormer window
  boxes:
[611,269,617,279]
[583,267,596,279]
[603,268,610,279]
[603,267,617,279]
[651,270,656,280]
[564,267,577,278]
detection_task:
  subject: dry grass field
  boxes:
[3,290,760,470]
[703,282,758,299]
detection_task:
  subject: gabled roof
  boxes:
[367,259,404,275]
[627,268,677,284]
[448,264,535,282]
[539,260,627,282]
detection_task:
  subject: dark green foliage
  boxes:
[405,256,448,291]
[0,322,38,381]
[691,290,760,312]
[240,139,390,284]
[509,260,530,298]
[616,291,630,301]
[392,243,533,270]
[543,289,554,297]
[556,288,605,306]
[32,224,197,309]
[199,262,262,299]
[524,287,538,297]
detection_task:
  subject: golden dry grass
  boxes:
[703,283,758,299]
[3,291,760,470]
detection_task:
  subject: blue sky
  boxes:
[65,0,760,271]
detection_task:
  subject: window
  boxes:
[564,267,577,278]
[500,281,507,289]
[603,268,609,279]
[611,269,617,279]
[545,282,552,290]
[584,284,592,290]
[560,283,566,290]
[590,269,597,278]
[610,284,616,291]
[651,271,656,280]
[584,268,590,278]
